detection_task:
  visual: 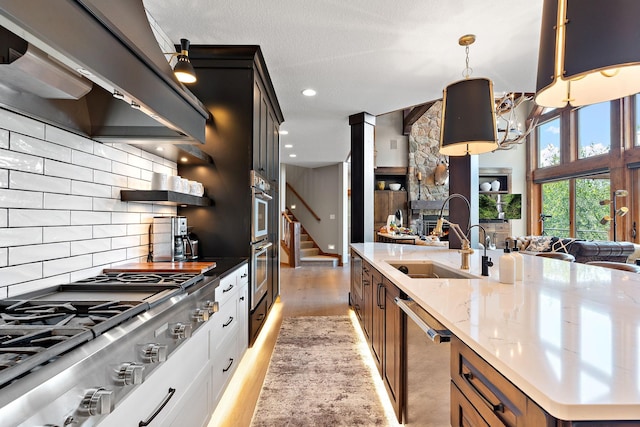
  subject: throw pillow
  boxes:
[552,238,577,253]
[527,236,553,252]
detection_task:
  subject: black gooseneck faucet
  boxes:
[467,224,493,276]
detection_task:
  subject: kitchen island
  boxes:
[351,242,640,424]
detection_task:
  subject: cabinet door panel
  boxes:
[451,382,490,427]
[383,278,402,420]
[371,268,383,374]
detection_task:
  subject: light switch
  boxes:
[329,214,335,219]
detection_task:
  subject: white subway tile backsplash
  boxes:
[0,227,42,246]
[127,153,153,171]
[0,112,183,290]
[0,129,8,149]
[0,262,43,286]
[45,159,93,182]
[44,193,93,211]
[11,133,71,163]
[109,143,141,157]
[43,225,93,243]
[94,143,128,164]
[10,171,71,194]
[112,212,141,224]
[0,189,43,209]
[127,223,151,236]
[71,211,110,225]
[8,273,69,297]
[9,209,69,226]
[112,161,141,179]
[94,170,128,187]
[43,254,92,277]
[0,109,45,139]
[45,126,94,153]
[93,224,127,238]
[126,245,148,260]
[127,177,149,190]
[72,151,111,172]
[93,248,127,266]
[9,242,70,265]
[127,202,154,213]
[93,198,128,212]
[71,180,112,198]
[0,148,44,173]
[71,238,111,256]
[69,265,104,282]
[112,235,140,250]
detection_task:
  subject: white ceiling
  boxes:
[143,0,544,168]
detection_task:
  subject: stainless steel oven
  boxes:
[251,170,271,243]
[250,240,272,310]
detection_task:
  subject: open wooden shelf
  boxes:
[120,190,211,206]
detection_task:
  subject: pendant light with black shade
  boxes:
[170,38,197,84]
[535,0,640,108]
[440,34,498,156]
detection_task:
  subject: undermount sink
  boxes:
[386,260,477,279]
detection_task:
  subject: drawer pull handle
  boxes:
[256,313,265,322]
[223,317,234,327]
[223,358,234,372]
[462,372,504,413]
[223,284,234,293]
[240,296,245,301]
[241,273,248,278]
[139,387,176,426]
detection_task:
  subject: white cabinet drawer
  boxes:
[210,298,238,351]
[166,364,211,427]
[101,327,208,426]
[215,273,238,307]
[237,263,248,287]
[211,331,239,405]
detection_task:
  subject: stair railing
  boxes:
[281,211,301,267]
[286,183,321,222]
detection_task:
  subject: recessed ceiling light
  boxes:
[156,147,164,152]
[285,144,293,148]
[279,130,289,135]
[77,67,92,76]
[289,154,297,158]
[181,157,188,162]
[302,88,316,97]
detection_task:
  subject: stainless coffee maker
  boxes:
[150,216,189,261]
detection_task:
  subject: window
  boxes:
[541,180,569,237]
[541,177,610,239]
[537,117,561,167]
[575,177,610,240]
[577,102,611,158]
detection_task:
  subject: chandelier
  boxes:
[494,92,538,151]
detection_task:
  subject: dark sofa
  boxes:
[512,236,636,264]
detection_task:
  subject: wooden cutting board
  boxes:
[103,261,216,274]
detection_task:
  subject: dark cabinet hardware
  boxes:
[138,387,176,426]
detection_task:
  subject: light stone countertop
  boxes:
[350,242,640,422]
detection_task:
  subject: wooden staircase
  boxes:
[282,209,339,267]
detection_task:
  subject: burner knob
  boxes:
[169,322,190,339]
[203,300,219,315]
[192,308,209,323]
[142,343,167,363]
[117,362,144,386]
[78,387,113,416]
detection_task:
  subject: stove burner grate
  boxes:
[72,272,200,287]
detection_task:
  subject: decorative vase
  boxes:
[491,180,501,192]
[479,182,491,192]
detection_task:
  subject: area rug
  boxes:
[250,315,388,427]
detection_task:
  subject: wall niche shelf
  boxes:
[478,167,511,194]
[120,190,211,206]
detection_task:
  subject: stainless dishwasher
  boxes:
[396,297,452,426]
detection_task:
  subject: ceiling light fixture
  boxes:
[535,0,640,107]
[289,154,297,158]
[439,34,497,156]
[166,38,197,84]
[279,130,289,135]
[302,88,316,97]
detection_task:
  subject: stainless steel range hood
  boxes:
[0,0,208,147]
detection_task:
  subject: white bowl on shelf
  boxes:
[389,183,401,191]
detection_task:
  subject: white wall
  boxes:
[0,108,178,298]
[285,164,348,263]
[374,110,408,168]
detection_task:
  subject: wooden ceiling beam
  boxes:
[402,101,436,135]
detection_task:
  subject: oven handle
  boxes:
[253,241,273,252]
[139,387,176,426]
[253,189,273,201]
